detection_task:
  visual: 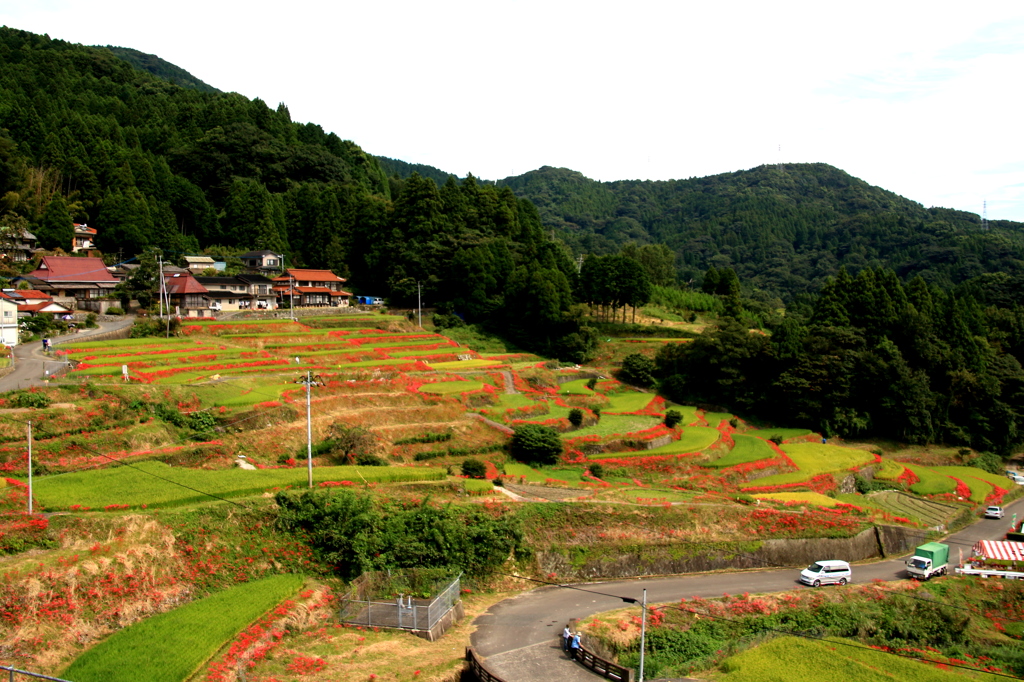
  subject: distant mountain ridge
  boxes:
[99,46,220,94]
[379,159,1024,299]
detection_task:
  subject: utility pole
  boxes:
[297,372,324,488]
[639,589,647,682]
[417,281,422,329]
[290,274,296,322]
[27,421,32,514]
[306,370,312,488]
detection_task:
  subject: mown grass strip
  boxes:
[428,359,504,369]
[33,461,445,509]
[744,427,813,440]
[753,492,840,507]
[62,574,303,682]
[706,434,776,468]
[558,379,594,395]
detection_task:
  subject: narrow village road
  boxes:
[0,317,135,393]
[470,494,1024,682]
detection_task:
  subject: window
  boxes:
[267,259,278,267]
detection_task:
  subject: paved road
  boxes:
[470,494,1024,681]
[0,317,135,393]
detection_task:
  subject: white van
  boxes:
[799,560,851,587]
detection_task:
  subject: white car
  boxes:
[799,560,851,587]
[985,506,1005,519]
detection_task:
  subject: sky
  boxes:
[3,0,1024,220]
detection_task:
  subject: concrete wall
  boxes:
[535,525,919,580]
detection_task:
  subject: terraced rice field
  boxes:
[706,434,775,468]
[867,491,961,527]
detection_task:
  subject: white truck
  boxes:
[955,540,1024,580]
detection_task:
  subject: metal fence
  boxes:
[338,573,461,632]
[0,665,72,682]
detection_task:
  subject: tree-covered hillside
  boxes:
[0,27,596,360]
[499,165,1024,300]
[100,46,221,94]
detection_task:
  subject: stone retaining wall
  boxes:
[535,525,918,580]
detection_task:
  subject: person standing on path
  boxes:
[570,632,581,659]
[562,624,571,652]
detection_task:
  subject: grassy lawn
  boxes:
[706,434,776,467]
[703,411,734,427]
[604,392,658,413]
[62,574,304,682]
[419,381,484,394]
[743,443,876,488]
[715,636,1001,682]
[33,461,446,509]
[503,462,586,484]
[495,394,537,409]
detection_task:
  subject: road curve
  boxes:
[470,494,1024,682]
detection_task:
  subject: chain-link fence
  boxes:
[338,570,461,632]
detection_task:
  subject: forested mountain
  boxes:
[377,156,460,191]
[499,165,1024,300]
[100,46,221,94]
[0,27,595,360]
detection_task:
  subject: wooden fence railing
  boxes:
[574,644,634,682]
[465,647,506,682]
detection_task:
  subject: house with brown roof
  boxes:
[239,250,284,275]
[163,272,212,318]
[20,256,118,310]
[272,269,351,308]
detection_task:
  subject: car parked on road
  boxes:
[985,506,1005,519]
[799,560,851,587]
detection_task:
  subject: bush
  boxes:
[106,307,125,316]
[970,452,1004,475]
[84,313,98,328]
[9,391,51,409]
[461,458,487,479]
[568,408,584,428]
[664,409,682,429]
[589,464,605,480]
[355,453,387,466]
[618,353,656,387]
[586,377,597,390]
[509,424,563,466]
[768,434,784,446]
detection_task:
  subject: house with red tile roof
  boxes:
[19,256,117,310]
[272,269,351,307]
[162,272,212,318]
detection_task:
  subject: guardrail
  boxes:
[574,644,634,682]
[465,647,506,682]
[0,665,72,682]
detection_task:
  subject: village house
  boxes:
[272,269,351,307]
[183,256,223,273]
[0,296,19,346]
[2,229,41,262]
[238,250,284,276]
[72,224,98,256]
[19,256,118,311]
[162,271,212,318]
[195,274,277,312]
